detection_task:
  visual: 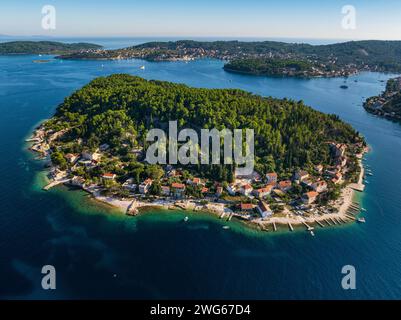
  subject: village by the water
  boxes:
[27,123,370,236]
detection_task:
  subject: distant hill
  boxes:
[0,41,102,55]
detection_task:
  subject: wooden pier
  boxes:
[324,219,332,226]
[272,221,277,232]
[349,183,365,192]
[288,222,294,231]
[43,178,70,191]
[302,221,314,231]
[316,220,325,228]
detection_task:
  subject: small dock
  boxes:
[349,183,365,192]
[288,222,294,232]
[345,214,356,221]
[330,217,337,225]
[324,219,332,226]
[43,178,70,191]
[302,221,314,231]
[227,213,234,221]
[175,203,187,210]
[347,209,359,215]
[220,212,226,219]
[126,200,138,216]
[272,221,277,232]
[316,220,325,228]
[349,203,360,210]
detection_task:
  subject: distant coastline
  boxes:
[4,39,401,79]
[364,76,401,121]
[0,41,102,55]
[54,39,401,78]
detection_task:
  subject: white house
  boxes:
[65,153,79,164]
[266,172,278,184]
[161,186,171,196]
[70,176,85,187]
[239,184,253,196]
[312,181,328,193]
[122,178,137,192]
[278,180,292,192]
[102,173,116,180]
[294,170,309,182]
[257,201,273,218]
[82,151,101,162]
[302,191,319,204]
[139,178,153,194]
[171,183,186,198]
[226,184,237,196]
[253,185,273,198]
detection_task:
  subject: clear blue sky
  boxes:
[1,0,400,40]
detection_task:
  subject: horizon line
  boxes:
[2,34,401,42]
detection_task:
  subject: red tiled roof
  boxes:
[240,203,254,210]
[305,191,319,198]
[172,183,185,189]
[256,185,273,193]
[279,180,292,188]
[65,153,78,159]
[103,173,115,178]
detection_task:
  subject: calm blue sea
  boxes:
[1,38,401,299]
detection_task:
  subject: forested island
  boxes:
[29,74,367,230]
[364,77,401,120]
[0,41,102,55]
[57,40,401,77]
[224,58,317,77]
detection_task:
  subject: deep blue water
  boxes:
[1,39,401,299]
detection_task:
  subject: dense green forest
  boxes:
[384,94,401,116]
[224,58,315,76]
[46,74,362,178]
[0,41,102,54]
[383,78,401,116]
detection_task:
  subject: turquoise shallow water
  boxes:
[1,41,401,299]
